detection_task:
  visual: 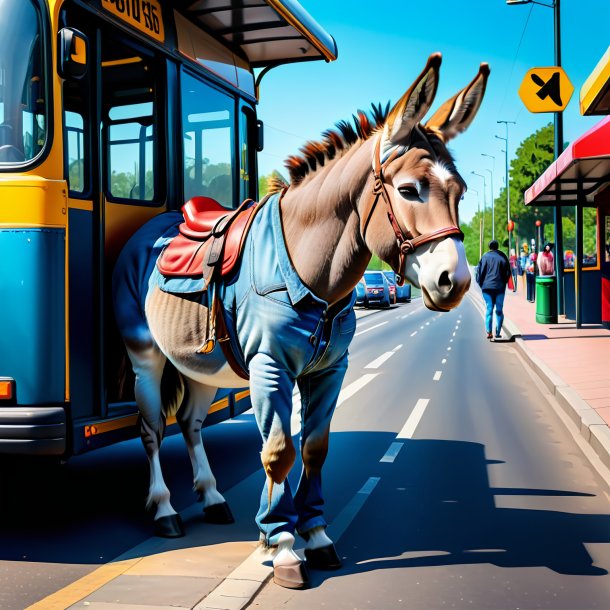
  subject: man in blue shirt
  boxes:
[476,240,511,340]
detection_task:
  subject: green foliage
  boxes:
[463,123,556,260]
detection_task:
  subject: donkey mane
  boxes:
[272,102,391,191]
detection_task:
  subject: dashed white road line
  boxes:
[336,373,378,407]
[354,321,388,336]
[380,442,404,463]
[379,398,431,464]
[397,398,430,439]
[365,344,402,369]
[326,477,381,542]
[410,331,417,337]
[433,370,442,381]
[442,358,447,364]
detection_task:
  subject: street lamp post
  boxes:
[506,0,564,314]
[471,171,487,245]
[481,153,495,240]
[469,189,482,259]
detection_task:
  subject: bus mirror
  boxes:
[256,120,264,152]
[58,28,88,80]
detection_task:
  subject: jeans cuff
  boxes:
[297,516,327,537]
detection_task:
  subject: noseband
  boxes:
[364,136,464,284]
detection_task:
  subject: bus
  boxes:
[0,0,337,457]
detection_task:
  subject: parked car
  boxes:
[382,271,397,305]
[355,278,367,306]
[383,271,411,302]
[363,270,391,308]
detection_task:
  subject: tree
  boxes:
[463,123,555,264]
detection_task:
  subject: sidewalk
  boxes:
[472,283,610,471]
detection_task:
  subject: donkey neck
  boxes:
[279,139,375,305]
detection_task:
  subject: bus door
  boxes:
[62,7,167,446]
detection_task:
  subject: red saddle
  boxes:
[157,196,258,279]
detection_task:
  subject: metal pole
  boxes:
[485,168,494,240]
[471,172,487,245]
[553,0,565,316]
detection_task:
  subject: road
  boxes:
[2,296,610,609]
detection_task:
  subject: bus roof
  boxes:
[175,0,338,67]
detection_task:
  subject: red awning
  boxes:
[525,115,610,206]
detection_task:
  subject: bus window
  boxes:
[108,102,155,201]
[102,42,161,204]
[0,0,47,165]
[182,72,234,208]
[239,108,255,203]
[65,110,85,193]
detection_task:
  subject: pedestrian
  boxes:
[475,240,511,340]
[509,248,518,292]
[538,243,555,276]
[525,250,536,302]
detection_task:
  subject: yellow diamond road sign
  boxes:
[518,67,574,113]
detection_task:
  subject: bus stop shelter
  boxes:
[525,116,610,328]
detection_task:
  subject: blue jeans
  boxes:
[222,195,356,545]
[482,290,505,336]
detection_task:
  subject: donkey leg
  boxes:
[248,353,308,588]
[129,340,183,537]
[296,353,348,570]
[177,380,234,524]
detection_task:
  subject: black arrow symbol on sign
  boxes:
[531,72,563,106]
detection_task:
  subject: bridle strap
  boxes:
[364,136,464,283]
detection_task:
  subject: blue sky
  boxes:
[255,0,610,223]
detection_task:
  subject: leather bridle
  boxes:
[363,135,464,284]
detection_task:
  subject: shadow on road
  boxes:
[315,437,609,585]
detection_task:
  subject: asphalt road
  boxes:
[1,296,610,609]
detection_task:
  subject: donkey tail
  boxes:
[161,360,186,419]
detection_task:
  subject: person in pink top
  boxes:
[538,243,555,276]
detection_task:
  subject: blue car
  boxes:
[363,270,391,308]
[383,271,411,302]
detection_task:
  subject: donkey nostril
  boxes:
[438,270,452,291]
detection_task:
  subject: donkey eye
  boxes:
[398,184,420,200]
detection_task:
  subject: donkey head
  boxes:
[362,53,489,312]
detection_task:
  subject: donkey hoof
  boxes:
[273,561,310,589]
[203,502,235,524]
[304,544,342,570]
[154,514,185,538]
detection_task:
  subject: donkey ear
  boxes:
[425,63,490,142]
[383,53,442,149]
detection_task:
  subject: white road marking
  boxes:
[327,477,381,542]
[442,358,447,364]
[453,332,456,337]
[397,398,430,439]
[380,442,404,463]
[365,344,402,369]
[410,331,417,337]
[420,325,425,330]
[447,346,452,351]
[449,339,453,343]
[354,321,388,336]
[336,373,378,407]
[365,351,394,369]
[433,371,442,381]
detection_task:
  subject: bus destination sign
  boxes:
[102,0,165,43]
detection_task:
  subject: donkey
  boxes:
[112,53,489,589]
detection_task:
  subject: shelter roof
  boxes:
[174,0,337,67]
[524,116,610,206]
[580,46,610,116]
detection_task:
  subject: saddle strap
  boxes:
[216,303,249,380]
